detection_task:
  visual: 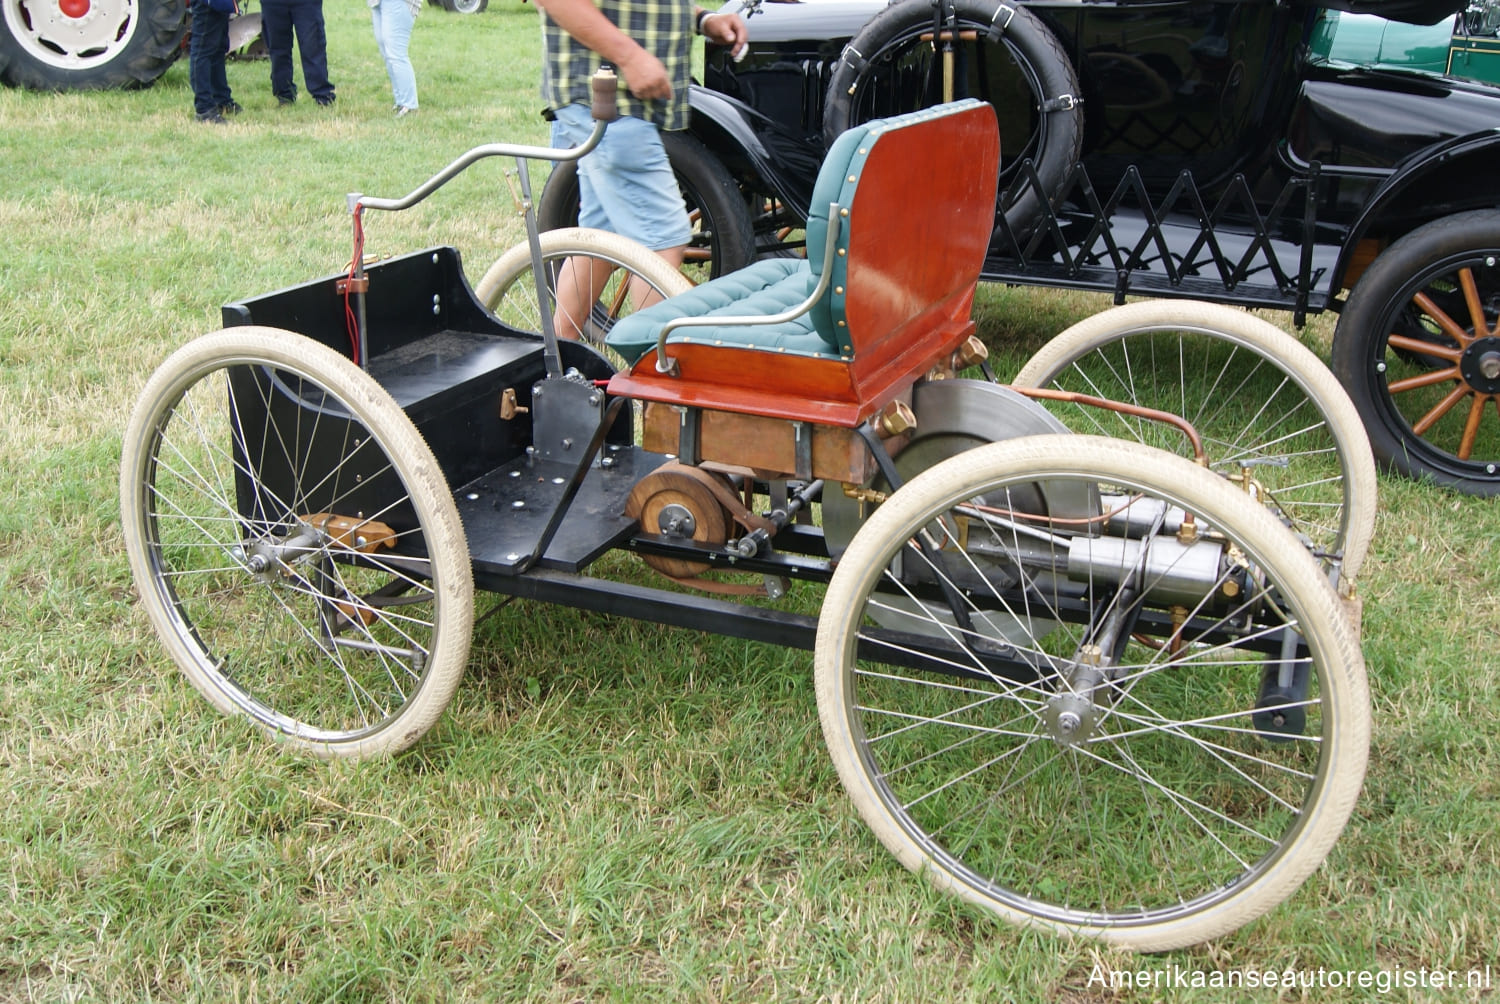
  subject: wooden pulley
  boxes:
[624,464,736,578]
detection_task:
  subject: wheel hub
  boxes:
[656,503,697,537]
[1460,336,1500,395]
[1043,692,1098,746]
[17,0,130,63]
[236,525,321,581]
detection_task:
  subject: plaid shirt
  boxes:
[540,0,693,130]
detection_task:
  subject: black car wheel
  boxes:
[538,128,756,284]
[822,0,1082,244]
[1333,210,1500,496]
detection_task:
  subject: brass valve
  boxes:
[843,484,889,505]
[499,387,529,421]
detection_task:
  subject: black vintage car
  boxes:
[539,0,1500,496]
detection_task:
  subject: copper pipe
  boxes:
[1007,385,1208,466]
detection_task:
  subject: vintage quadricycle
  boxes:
[122,82,1375,951]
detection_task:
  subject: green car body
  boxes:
[1312,1,1500,84]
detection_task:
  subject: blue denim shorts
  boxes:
[551,103,692,252]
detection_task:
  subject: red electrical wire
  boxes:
[344,205,366,365]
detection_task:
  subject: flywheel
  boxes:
[823,379,1088,556]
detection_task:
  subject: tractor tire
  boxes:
[1,0,186,90]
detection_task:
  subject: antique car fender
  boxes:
[687,84,823,219]
[1331,126,1500,293]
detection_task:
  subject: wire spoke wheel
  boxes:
[1013,300,1377,581]
[120,326,473,758]
[815,435,1368,951]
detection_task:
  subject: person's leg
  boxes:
[549,106,614,339]
[292,0,335,103]
[188,0,217,117]
[549,105,690,339]
[632,246,684,310]
[204,9,234,110]
[381,0,417,110]
[260,0,297,102]
[370,1,389,99]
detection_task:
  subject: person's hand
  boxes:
[700,11,749,59]
[617,49,672,100]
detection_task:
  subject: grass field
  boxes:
[2,2,1499,1000]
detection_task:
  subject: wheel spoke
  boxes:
[1385,363,1462,396]
[1458,394,1492,460]
[1386,333,1463,364]
[1410,383,1474,436]
[1413,289,1477,348]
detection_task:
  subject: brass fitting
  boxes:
[955,335,989,369]
[499,387,528,421]
[842,484,889,505]
[877,399,917,438]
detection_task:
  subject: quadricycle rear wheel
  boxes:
[815,434,1369,951]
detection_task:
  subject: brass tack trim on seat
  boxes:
[835,286,844,295]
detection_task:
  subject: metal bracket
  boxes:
[674,405,702,465]
[792,421,813,482]
[531,373,606,461]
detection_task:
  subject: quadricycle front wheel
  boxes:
[121,326,474,759]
